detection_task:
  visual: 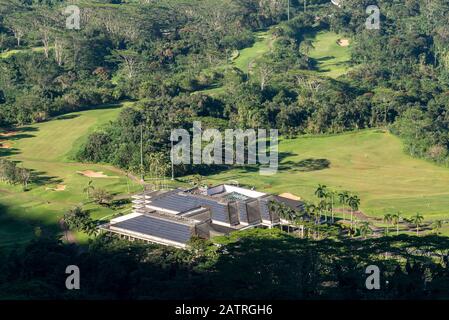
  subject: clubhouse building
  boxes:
[100,184,302,248]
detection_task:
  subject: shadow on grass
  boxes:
[0,202,61,252]
[30,170,63,186]
[280,158,331,172]
[54,114,81,121]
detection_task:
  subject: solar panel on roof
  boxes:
[113,215,193,244]
[150,193,230,223]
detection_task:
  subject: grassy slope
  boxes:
[233,31,272,73]
[196,30,273,96]
[0,47,45,59]
[0,103,141,248]
[203,130,449,221]
[307,31,352,78]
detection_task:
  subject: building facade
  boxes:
[101,184,302,248]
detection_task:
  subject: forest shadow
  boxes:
[279,158,330,172]
[0,202,60,252]
[316,56,336,62]
[0,147,20,157]
[190,152,297,177]
[29,170,63,186]
[54,114,80,121]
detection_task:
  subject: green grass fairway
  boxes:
[202,130,449,221]
[308,31,352,78]
[233,31,272,73]
[0,47,45,59]
[0,103,141,248]
[195,30,274,96]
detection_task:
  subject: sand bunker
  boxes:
[0,141,11,149]
[337,39,350,47]
[0,131,18,137]
[77,170,117,178]
[278,192,301,201]
[46,184,66,191]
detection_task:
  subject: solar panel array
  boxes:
[113,214,193,244]
[150,192,230,223]
[238,202,249,224]
[259,198,272,222]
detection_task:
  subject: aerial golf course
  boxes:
[2,29,449,248]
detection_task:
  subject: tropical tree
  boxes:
[18,167,31,190]
[191,174,203,187]
[348,195,360,224]
[63,206,93,234]
[432,220,443,235]
[83,180,94,199]
[92,188,113,206]
[412,213,424,236]
[318,199,328,222]
[303,202,318,238]
[269,200,283,231]
[338,191,349,221]
[326,190,337,223]
[392,212,402,236]
[359,221,371,239]
[315,184,328,199]
[351,219,359,238]
[383,213,393,235]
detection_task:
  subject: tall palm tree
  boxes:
[412,213,424,236]
[348,195,360,224]
[383,213,393,235]
[305,203,318,238]
[268,200,281,230]
[318,199,328,223]
[392,212,401,236]
[83,180,94,199]
[351,219,359,238]
[315,184,328,199]
[279,204,290,233]
[326,190,337,223]
[338,191,349,221]
[359,221,371,239]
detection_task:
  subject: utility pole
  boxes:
[287,0,290,21]
[304,0,306,13]
[171,139,174,181]
[140,123,144,182]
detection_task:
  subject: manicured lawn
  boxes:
[233,31,273,73]
[0,47,45,59]
[201,130,449,221]
[0,103,142,248]
[307,31,352,78]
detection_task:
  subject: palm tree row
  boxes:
[384,212,430,236]
[316,185,360,224]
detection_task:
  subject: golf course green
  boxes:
[0,103,141,248]
[204,130,449,222]
[307,31,352,78]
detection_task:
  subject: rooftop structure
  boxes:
[331,0,342,7]
[101,184,303,248]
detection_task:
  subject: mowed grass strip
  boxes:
[307,31,352,78]
[203,130,449,220]
[233,30,272,73]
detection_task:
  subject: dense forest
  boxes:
[1,229,449,299]
[2,0,449,173]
